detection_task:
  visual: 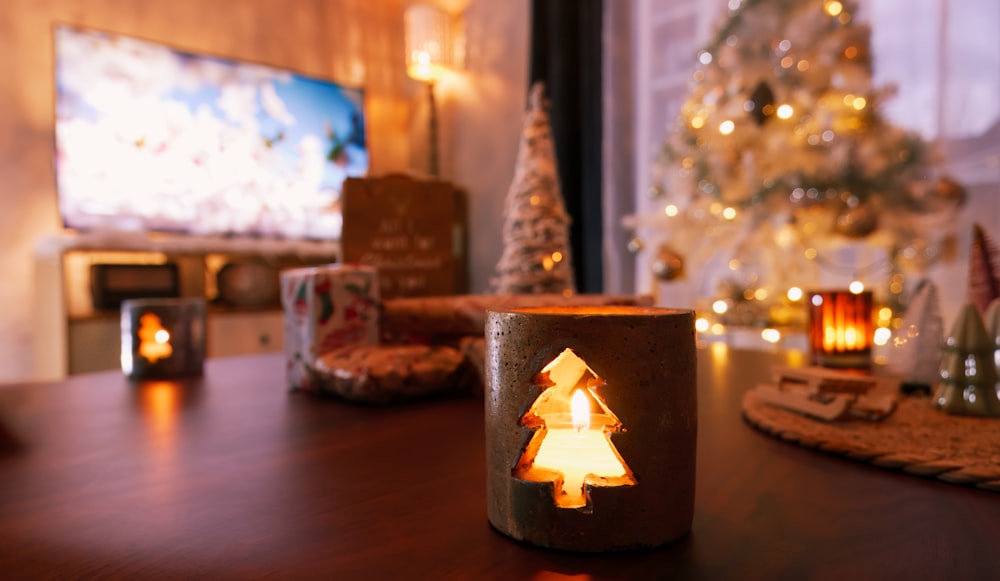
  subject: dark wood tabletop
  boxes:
[2,347,999,579]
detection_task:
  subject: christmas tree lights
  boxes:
[628,0,965,331]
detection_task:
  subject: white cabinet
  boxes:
[207,310,284,359]
[33,233,337,379]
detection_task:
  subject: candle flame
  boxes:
[571,390,590,431]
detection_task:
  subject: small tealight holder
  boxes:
[121,297,206,380]
[485,306,697,552]
[807,289,873,368]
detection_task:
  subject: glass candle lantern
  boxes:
[121,297,206,380]
[484,306,697,552]
[807,290,874,368]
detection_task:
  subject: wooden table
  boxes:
[2,347,999,579]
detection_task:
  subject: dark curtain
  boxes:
[530,0,603,293]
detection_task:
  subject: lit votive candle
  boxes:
[807,289,873,368]
[121,297,206,380]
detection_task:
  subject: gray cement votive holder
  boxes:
[121,297,206,380]
[485,306,697,552]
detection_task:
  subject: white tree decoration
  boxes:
[491,82,576,295]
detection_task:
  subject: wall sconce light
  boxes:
[405,4,462,177]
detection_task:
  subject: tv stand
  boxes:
[33,232,340,379]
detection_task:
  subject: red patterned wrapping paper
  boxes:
[280,264,379,391]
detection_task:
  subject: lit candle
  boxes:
[138,313,173,363]
[121,297,206,380]
[513,348,634,510]
[810,290,873,368]
[527,389,630,509]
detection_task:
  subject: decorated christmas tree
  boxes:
[628,0,965,328]
[492,82,576,295]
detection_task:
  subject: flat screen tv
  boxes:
[53,25,368,241]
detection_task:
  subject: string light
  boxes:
[644,0,945,337]
[849,280,865,293]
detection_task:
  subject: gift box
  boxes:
[280,264,379,391]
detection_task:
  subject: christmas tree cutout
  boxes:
[137,313,172,363]
[967,223,1000,315]
[513,348,635,510]
[491,82,576,295]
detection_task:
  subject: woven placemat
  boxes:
[742,388,1000,492]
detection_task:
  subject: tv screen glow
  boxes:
[54,25,368,240]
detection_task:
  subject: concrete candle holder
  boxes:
[484,305,697,552]
[121,297,206,380]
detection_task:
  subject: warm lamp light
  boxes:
[405,4,454,83]
[404,4,461,176]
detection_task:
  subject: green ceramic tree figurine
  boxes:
[983,298,1000,398]
[935,303,1000,417]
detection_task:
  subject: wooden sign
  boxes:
[341,175,467,299]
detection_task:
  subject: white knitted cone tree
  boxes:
[491,82,576,295]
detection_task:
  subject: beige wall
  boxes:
[0,0,528,381]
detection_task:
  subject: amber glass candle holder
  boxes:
[484,306,697,552]
[807,290,873,368]
[121,297,206,380]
